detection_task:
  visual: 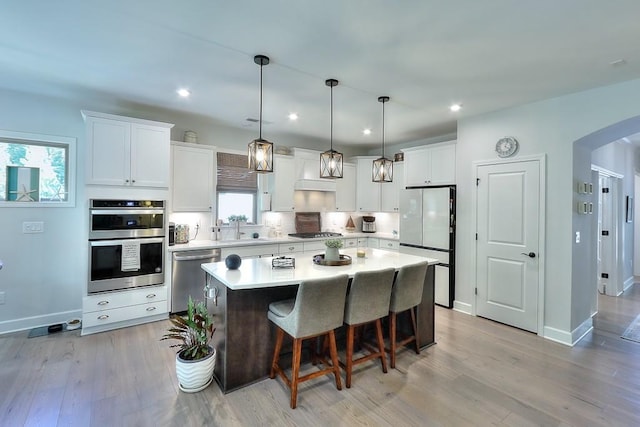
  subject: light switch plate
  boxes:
[23,221,44,233]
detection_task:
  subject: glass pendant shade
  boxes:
[320,78,343,179]
[372,95,393,182]
[248,54,273,173]
[248,138,273,172]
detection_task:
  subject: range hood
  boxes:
[294,179,336,192]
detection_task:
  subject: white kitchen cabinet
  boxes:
[278,242,304,254]
[380,162,403,212]
[378,238,399,251]
[335,163,356,211]
[403,141,456,187]
[81,285,168,335]
[343,238,358,249]
[83,110,174,187]
[355,157,380,212]
[268,155,296,211]
[221,244,279,259]
[171,142,216,212]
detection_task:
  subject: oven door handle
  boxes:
[173,251,219,262]
[89,237,165,246]
[90,209,164,215]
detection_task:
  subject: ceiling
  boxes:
[2,1,640,149]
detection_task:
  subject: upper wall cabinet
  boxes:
[82,110,174,187]
[171,142,216,212]
[403,141,456,187]
[335,163,356,212]
[380,161,403,212]
[354,156,381,212]
[261,154,296,211]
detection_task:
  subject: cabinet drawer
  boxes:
[279,242,304,254]
[303,240,327,252]
[379,239,399,251]
[83,286,167,313]
[221,244,279,259]
[343,238,358,248]
[82,301,166,328]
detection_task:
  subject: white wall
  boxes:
[0,87,360,334]
[457,77,640,345]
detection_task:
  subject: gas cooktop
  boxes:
[288,232,343,239]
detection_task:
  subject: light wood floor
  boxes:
[2,286,639,427]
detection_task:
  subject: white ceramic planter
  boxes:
[325,247,340,261]
[175,346,216,393]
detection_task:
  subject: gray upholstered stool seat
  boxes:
[342,268,396,388]
[388,261,428,368]
[268,274,350,409]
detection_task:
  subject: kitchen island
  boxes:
[201,248,438,393]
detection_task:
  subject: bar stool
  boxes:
[342,268,396,388]
[268,274,349,409]
[388,261,428,369]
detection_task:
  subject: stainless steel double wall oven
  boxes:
[88,199,165,294]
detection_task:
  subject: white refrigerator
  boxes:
[399,186,456,308]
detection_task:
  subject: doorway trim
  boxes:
[592,164,624,297]
[471,154,546,336]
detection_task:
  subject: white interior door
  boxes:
[597,174,613,295]
[476,159,541,333]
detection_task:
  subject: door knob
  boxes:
[521,252,536,258]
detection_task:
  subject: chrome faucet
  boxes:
[235,221,244,240]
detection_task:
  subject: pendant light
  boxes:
[320,78,343,179]
[248,54,274,173]
[372,96,393,182]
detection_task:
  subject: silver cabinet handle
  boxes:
[146,294,156,299]
[289,246,295,250]
[97,314,109,320]
[146,306,156,312]
[97,300,109,306]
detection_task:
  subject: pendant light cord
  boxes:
[330,84,333,151]
[259,63,263,140]
[381,99,385,158]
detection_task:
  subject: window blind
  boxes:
[216,152,257,191]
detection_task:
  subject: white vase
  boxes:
[325,247,340,261]
[175,346,216,393]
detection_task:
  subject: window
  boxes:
[0,130,76,207]
[216,152,257,223]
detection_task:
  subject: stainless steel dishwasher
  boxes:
[171,249,221,313]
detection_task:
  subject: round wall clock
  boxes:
[495,136,519,158]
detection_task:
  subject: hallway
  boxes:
[593,282,640,336]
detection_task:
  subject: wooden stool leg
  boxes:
[270,327,284,379]
[375,318,388,373]
[328,330,342,391]
[290,337,302,409]
[345,324,355,388]
[410,307,420,354]
[389,312,397,369]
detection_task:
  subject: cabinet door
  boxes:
[271,155,295,211]
[171,143,215,212]
[335,163,356,211]
[86,117,131,185]
[429,144,456,185]
[130,123,170,187]
[356,157,380,212]
[381,162,403,212]
[404,148,431,187]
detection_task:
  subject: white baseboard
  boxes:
[453,300,472,315]
[623,276,635,292]
[543,318,592,347]
[0,309,82,335]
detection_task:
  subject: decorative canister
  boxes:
[184,131,198,143]
[175,224,190,244]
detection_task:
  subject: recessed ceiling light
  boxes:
[363,128,371,135]
[177,88,191,97]
[450,103,462,112]
[288,113,298,121]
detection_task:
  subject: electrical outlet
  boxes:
[23,221,44,233]
[0,291,5,305]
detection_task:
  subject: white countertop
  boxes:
[168,232,399,252]
[201,248,437,290]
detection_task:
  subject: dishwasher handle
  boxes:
[172,250,220,262]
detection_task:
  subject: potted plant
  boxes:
[161,297,216,393]
[228,214,248,224]
[324,238,343,261]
